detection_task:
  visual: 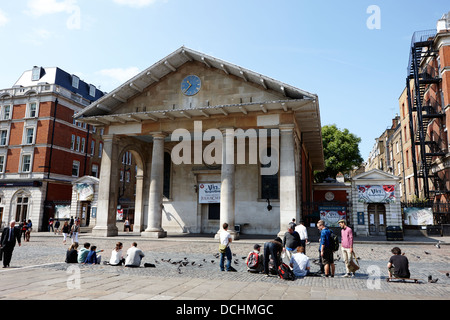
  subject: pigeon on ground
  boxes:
[435,241,441,249]
[445,273,449,278]
[424,251,431,255]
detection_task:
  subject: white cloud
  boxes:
[0,9,9,27]
[112,0,160,8]
[26,0,81,30]
[26,0,78,16]
[97,67,141,85]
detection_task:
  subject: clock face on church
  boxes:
[181,75,201,96]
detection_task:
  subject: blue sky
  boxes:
[0,0,449,160]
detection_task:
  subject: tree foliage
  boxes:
[315,124,363,183]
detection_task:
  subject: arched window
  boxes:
[15,194,29,222]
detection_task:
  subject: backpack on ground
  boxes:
[246,252,259,269]
[329,231,339,252]
[278,263,295,281]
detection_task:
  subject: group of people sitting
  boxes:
[65,241,145,268]
[244,238,311,279]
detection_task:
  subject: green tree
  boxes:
[315,124,363,183]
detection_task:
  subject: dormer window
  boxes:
[72,75,80,89]
[32,66,43,81]
[89,84,96,97]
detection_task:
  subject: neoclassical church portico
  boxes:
[74,47,324,238]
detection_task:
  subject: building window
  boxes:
[27,102,38,118]
[72,75,80,89]
[91,164,98,178]
[71,134,76,150]
[2,105,11,120]
[15,195,29,222]
[98,142,103,158]
[76,136,80,152]
[72,161,80,177]
[0,155,5,173]
[0,130,8,146]
[163,152,171,199]
[91,140,95,156]
[25,127,35,145]
[89,84,96,97]
[81,138,86,153]
[260,148,279,200]
[21,154,32,172]
[31,67,42,81]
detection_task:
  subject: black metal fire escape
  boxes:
[406,29,447,200]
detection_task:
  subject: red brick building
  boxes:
[0,67,104,230]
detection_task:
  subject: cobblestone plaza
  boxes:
[0,232,449,302]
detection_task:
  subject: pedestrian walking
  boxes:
[21,219,28,241]
[25,219,32,242]
[124,219,131,233]
[339,219,355,277]
[317,220,335,277]
[54,219,61,234]
[0,220,22,268]
[71,220,80,244]
[295,220,309,253]
[282,225,301,262]
[219,223,236,272]
[263,237,283,277]
[62,221,70,244]
[48,217,54,233]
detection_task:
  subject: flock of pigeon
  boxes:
[151,253,246,274]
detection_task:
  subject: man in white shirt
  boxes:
[219,223,236,272]
[295,221,309,254]
[289,246,311,278]
[125,242,145,268]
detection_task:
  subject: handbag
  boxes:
[347,252,360,273]
[219,244,227,254]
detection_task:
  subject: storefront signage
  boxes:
[199,183,221,204]
[319,206,346,227]
[357,185,395,203]
[76,183,94,201]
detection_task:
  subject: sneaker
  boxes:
[342,273,351,278]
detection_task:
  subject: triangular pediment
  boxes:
[352,169,400,182]
[72,175,100,185]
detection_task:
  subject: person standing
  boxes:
[317,220,335,277]
[219,223,236,272]
[295,221,309,253]
[25,220,32,242]
[1,221,22,268]
[62,221,70,244]
[54,219,61,235]
[48,218,54,233]
[124,219,131,233]
[282,225,301,262]
[71,220,80,244]
[339,219,355,277]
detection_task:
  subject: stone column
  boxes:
[216,128,239,240]
[142,133,167,238]
[92,135,119,237]
[278,125,297,238]
[133,174,144,232]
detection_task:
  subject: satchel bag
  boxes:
[219,244,227,254]
[348,252,360,273]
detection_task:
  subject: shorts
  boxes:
[322,248,334,265]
